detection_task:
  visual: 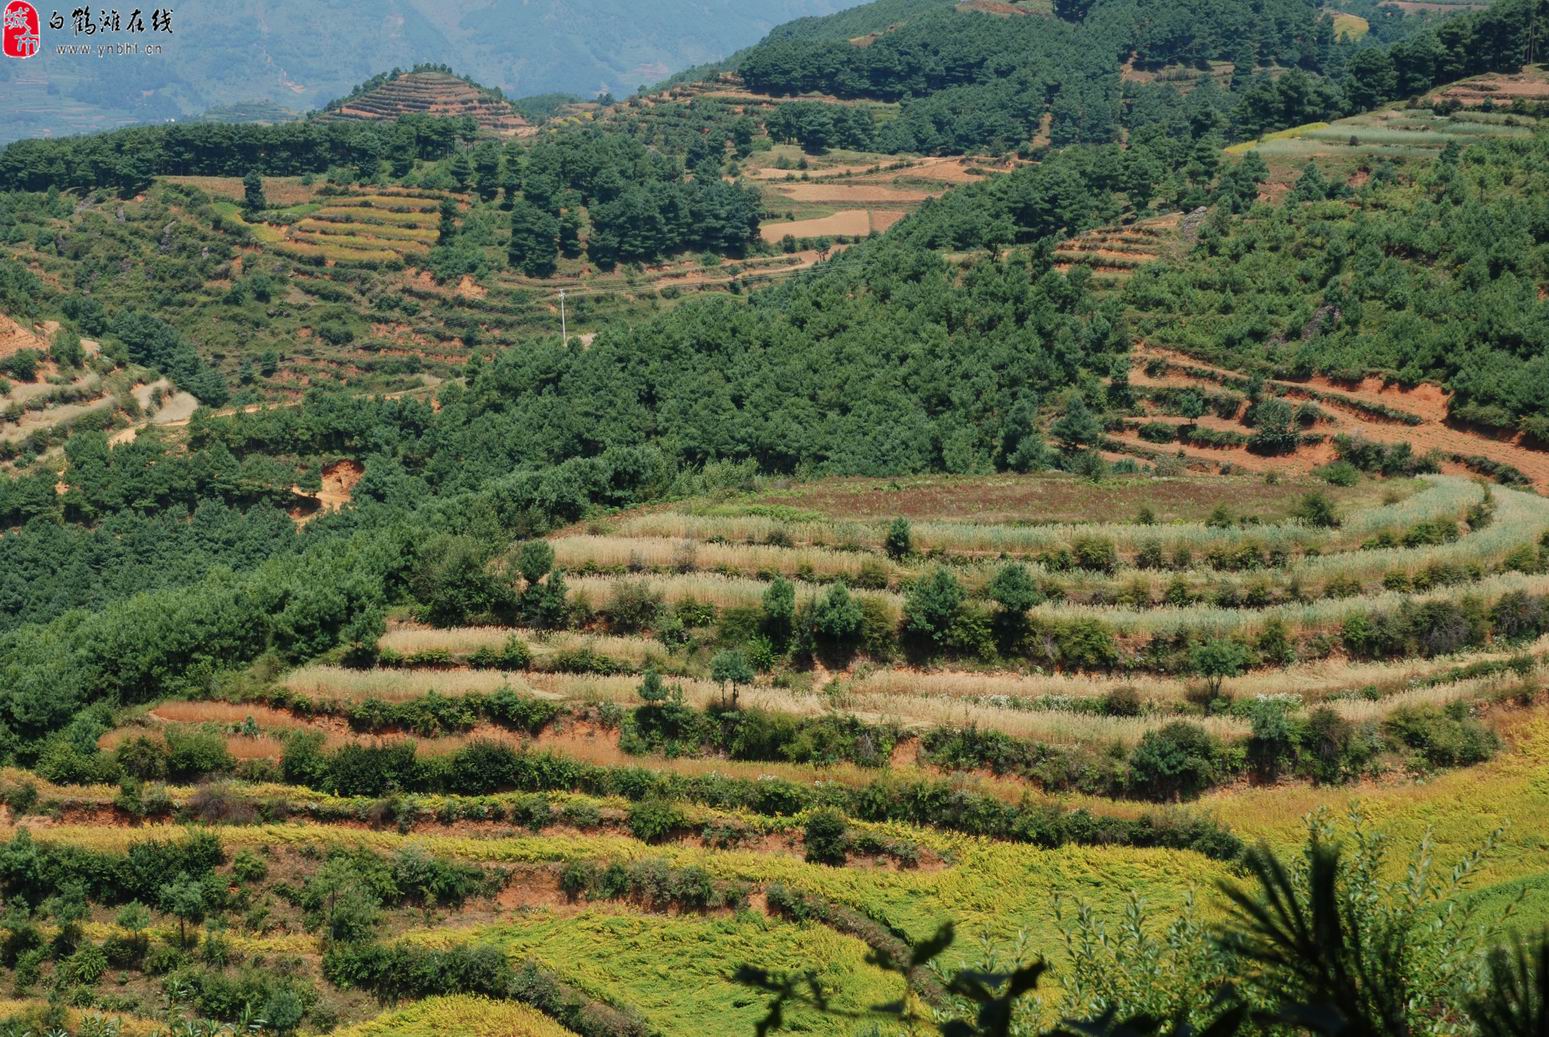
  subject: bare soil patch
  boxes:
[761,209,901,242]
[750,470,1363,523]
[0,313,48,359]
[291,458,364,523]
[773,183,936,204]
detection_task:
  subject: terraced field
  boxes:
[1227,102,1548,193]
[1053,213,1185,289]
[749,146,1000,245]
[154,180,834,397]
[10,468,1549,1034]
[0,317,167,466]
[1428,63,1549,107]
[276,189,444,268]
[317,71,535,139]
[1113,345,1549,492]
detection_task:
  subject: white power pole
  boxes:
[558,288,568,347]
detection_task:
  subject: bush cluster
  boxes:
[559,858,749,911]
[324,943,649,1037]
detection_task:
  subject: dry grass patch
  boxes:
[566,572,903,617]
[284,665,524,703]
[378,626,669,669]
[148,701,303,727]
[550,533,898,581]
[310,206,435,227]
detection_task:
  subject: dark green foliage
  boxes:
[158,872,209,948]
[807,582,864,655]
[1382,703,1498,769]
[1189,639,1250,700]
[628,798,684,844]
[108,310,228,404]
[114,735,170,781]
[468,635,533,671]
[325,741,420,798]
[803,809,850,866]
[1341,595,1510,661]
[737,0,1349,155]
[604,581,663,634]
[561,857,747,911]
[710,649,755,695]
[325,942,649,1037]
[587,178,761,267]
[412,534,517,627]
[1246,397,1298,455]
[1472,933,1549,1037]
[766,101,876,152]
[508,198,560,277]
[1052,395,1103,453]
[1296,492,1340,528]
[165,728,237,782]
[0,348,39,382]
[1128,722,1229,801]
[1135,130,1549,433]
[763,576,797,647]
[884,517,913,561]
[904,568,966,652]
[241,170,267,214]
[0,828,222,909]
[988,563,1040,614]
[0,257,42,320]
[49,327,84,369]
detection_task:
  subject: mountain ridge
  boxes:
[0,0,854,143]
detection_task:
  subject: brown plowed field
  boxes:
[760,209,903,241]
[773,183,937,204]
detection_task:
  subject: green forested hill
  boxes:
[1130,134,1549,436]
[731,0,1541,152]
[756,0,957,43]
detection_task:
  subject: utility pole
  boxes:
[558,288,568,348]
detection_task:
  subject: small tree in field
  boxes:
[242,170,267,215]
[762,576,796,647]
[638,668,669,705]
[710,650,754,707]
[884,517,913,560]
[1296,491,1340,528]
[114,902,152,962]
[1191,638,1250,701]
[904,568,966,651]
[158,873,207,948]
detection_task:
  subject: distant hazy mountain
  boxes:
[0,0,854,142]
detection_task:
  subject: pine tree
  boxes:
[508,198,559,278]
[1051,395,1102,452]
[436,197,458,246]
[242,170,267,215]
[449,151,473,192]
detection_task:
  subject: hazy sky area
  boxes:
[0,0,854,141]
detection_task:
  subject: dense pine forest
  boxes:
[0,0,1546,1033]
